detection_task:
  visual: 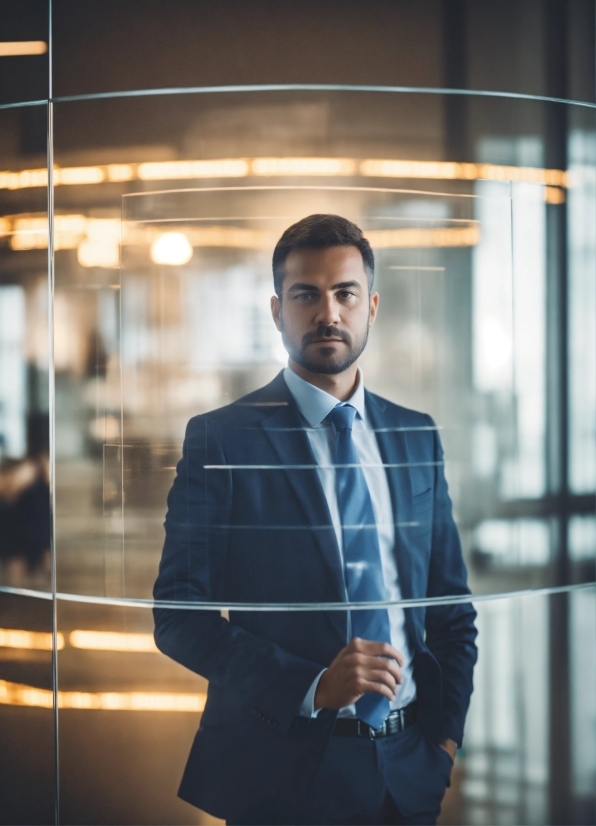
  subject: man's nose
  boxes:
[314,295,341,326]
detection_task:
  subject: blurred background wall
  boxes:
[0,2,594,824]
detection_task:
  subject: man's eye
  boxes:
[338,291,356,299]
[296,293,315,301]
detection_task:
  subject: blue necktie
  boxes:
[328,403,392,729]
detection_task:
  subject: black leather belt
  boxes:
[332,702,416,739]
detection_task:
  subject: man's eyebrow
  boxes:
[286,280,362,292]
[287,282,320,293]
[331,280,361,290]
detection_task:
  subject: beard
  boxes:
[280,321,369,375]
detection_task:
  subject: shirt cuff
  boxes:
[298,669,326,717]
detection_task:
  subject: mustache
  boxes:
[302,326,352,346]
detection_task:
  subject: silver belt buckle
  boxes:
[371,720,385,739]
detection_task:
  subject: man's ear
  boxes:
[369,291,379,326]
[271,295,282,332]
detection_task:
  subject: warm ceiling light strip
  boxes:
[360,159,567,186]
[0,680,206,712]
[252,157,356,176]
[0,628,64,650]
[0,41,47,57]
[360,159,474,180]
[0,158,568,191]
[0,626,156,654]
[56,166,105,185]
[137,159,249,180]
[69,630,158,652]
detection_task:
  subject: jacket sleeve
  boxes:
[153,415,324,737]
[424,415,478,747]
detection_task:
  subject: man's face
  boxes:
[271,245,378,375]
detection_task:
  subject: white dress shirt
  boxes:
[283,366,416,718]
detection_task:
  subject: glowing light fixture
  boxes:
[0,680,206,712]
[106,164,135,182]
[76,218,120,268]
[0,168,48,190]
[138,159,249,180]
[151,231,193,265]
[55,166,105,186]
[252,157,356,176]
[70,630,157,652]
[0,629,64,650]
[9,214,88,251]
[360,159,473,180]
[77,239,119,268]
[0,41,47,56]
[544,185,566,204]
[0,158,569,191]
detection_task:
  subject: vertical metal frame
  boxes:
[46,1,59,822]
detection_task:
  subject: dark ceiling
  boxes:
[0,0,594,107]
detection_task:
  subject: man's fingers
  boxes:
[358,679,396,701]
[354,654,403,684]
[366,668,399,696]
[349,639,404,666]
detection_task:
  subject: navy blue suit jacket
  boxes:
[153,371,477,820]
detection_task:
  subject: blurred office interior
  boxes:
[0,1,595,824]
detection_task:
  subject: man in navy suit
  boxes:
[153,214,477,825]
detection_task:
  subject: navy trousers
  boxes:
[228,723,451,825]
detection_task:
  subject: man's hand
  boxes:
[314,638,404,711]
[439,738,457,764]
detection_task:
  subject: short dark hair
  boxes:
[272,214,375,297]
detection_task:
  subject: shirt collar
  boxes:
[283,365,366,428]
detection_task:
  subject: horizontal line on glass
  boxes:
[0,98,47,111]
[1,83,592,110]
[203,462,444,469]
[130,215,472,226]
[232,426,443,432]
[0,582,593,611]
[389,265,445,271]
[122,184,490,202]
[206,522,421,530]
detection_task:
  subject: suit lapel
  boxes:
[365,392,414,603]
[259,385,348,642]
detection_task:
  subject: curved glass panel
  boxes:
[45,89,596,609]
[1,28,593,818]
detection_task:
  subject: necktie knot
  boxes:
[328,403,357,433]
